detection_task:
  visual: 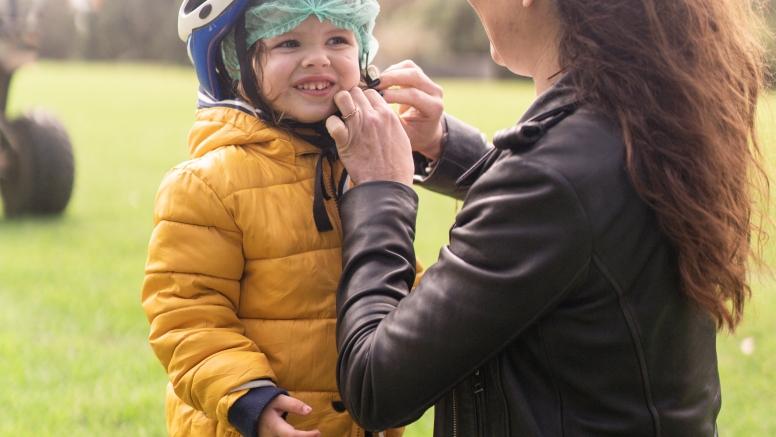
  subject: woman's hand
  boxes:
[257,395,321,437]
[326,87,414,186]
[374,60,445,161]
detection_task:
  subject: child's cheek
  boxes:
[342,52,362,90]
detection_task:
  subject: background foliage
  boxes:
[33,0,776,78]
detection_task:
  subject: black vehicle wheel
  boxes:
[0,110,74,216]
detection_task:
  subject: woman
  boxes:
[324,0,769,435]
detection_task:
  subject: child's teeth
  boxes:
[298,82,329,90]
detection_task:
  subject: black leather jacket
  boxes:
[335,80,721,437]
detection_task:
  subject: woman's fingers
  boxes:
[328,90,359,146]
[327,92,352,143]
[348,86,382,113]
[375,62,443,98]
[362,61,445,160]
[381,86,444,119]
[327,87,414,186]
[380,59,421,75]
[362,88,393,113]
[333,89,357,118]
[326,115,348,145]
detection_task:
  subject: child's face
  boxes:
[259,16,361,123]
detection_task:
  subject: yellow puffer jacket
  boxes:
[142,107,414,437]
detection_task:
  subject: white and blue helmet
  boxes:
[179,0,380,102]
[178,0,253,100]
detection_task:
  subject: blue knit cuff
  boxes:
[228,386,288,437]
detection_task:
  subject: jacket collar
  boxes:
[187,106,321,162]
[518,74,579,123]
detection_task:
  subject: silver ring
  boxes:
[342,107,359,120]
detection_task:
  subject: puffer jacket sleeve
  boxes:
[142,164,276,428]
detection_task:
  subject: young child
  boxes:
[142,1,418,436]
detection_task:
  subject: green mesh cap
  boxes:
[221,0,380,80]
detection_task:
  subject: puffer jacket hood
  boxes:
[188,107,320,160]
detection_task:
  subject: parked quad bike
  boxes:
[0,0,74,217]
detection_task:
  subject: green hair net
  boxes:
[221,0,380,81]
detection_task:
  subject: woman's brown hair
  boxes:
[553,0,770,331]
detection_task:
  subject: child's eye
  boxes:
[327,36,351,46]
[276,39,300,49]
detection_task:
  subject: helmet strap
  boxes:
[235,10,263,107]
[215,50,237,100]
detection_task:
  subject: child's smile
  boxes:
[292,75,335,96]
[294,80,333,91]
[260,16,361,123]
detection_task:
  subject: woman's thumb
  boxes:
[326,115,349,147]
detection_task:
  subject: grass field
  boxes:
[0,62,773,436]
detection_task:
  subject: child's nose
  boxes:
[302,47,331,68]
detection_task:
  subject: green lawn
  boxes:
[0,62,773,436]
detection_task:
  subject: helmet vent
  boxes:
[183,0,208,14]
[199,4,213,19]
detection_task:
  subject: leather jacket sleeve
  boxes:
[412,114,491,199]
[336,154,592,432]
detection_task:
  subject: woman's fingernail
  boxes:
[304,405,312,413]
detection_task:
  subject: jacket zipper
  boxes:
[489,360,510,437]
[473,370,486,437]
[452,388,459,437]
[322,158,340,209]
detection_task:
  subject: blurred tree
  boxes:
[424,0,490,55]
[28,0,776,80]
[82,0,187,63]
[375,0,490,60]
[38,0,79,59]
[37,0,187,63]
[373,0,499,76]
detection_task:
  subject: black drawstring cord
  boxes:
[337,168,349,198]
[312,150,334,232]
[287,120,347,233]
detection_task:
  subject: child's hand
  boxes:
[257,395,321,437]
[374,60,445,161]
